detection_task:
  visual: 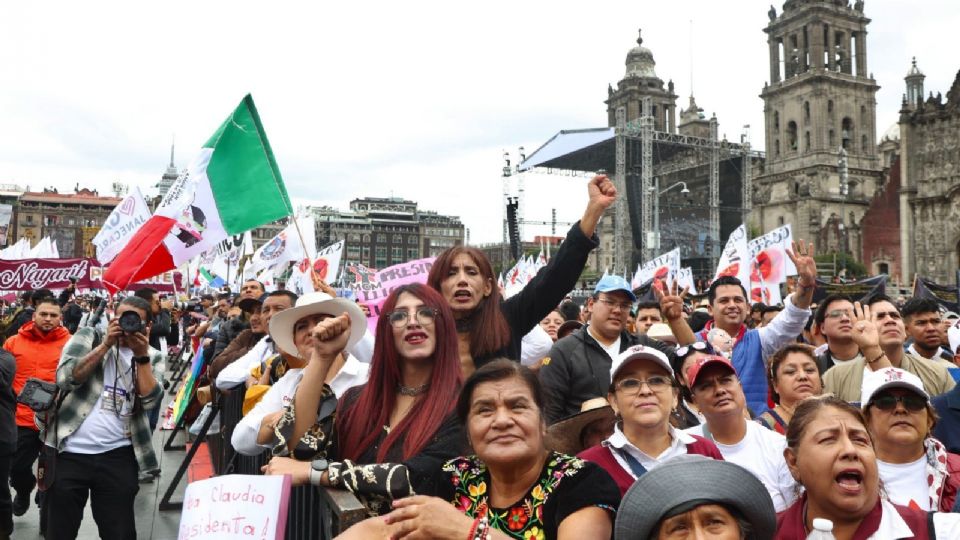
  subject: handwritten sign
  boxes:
[178,474,290,540]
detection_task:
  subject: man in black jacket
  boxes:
[540,275,676,424]
[0,349,16,538]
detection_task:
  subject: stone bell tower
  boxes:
[753,0,883,258]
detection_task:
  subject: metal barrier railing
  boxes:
[165,380,365,537]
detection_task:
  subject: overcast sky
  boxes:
[1,1,957,245]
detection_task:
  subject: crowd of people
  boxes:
[1,174,960,539]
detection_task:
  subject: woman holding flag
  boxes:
[426,174,616,375]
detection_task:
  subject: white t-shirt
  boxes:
[231,355,370,456]
[685,420,798,512]
[63,348,136,454]
[587,326,621,362]
[878,457,929,511]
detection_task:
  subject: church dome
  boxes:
[906,57,924,78]
[625,29,658,79]
[881,123,900,142]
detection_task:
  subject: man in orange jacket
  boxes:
[5,297,70,517]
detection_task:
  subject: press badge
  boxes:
[102,385,131,416]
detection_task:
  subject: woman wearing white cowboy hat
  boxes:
[231,291,369,457]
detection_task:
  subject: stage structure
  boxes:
[520,98,760,278]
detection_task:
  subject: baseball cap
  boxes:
[238,293,268,313]
[610,344,672,381]
[861,367,928,406]
[594,275,637,302]
[685,354,736,388]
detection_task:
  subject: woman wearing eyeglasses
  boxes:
[758,343,823,434]
[668,341,716,428]
[262,284,466,515]
[579,344,723,496]
[861,367,960,512]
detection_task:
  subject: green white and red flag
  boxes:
[102,95,293,293]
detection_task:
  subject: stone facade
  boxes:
[898,69,960,283]
[605,30,677,132]
[311,197,463,269]
[14,188,122,258]
[753,0,882,255]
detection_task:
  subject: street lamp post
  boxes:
[648,178,690,260]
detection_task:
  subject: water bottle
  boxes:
[806,518,836,539]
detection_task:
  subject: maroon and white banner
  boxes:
[0,258,182,293]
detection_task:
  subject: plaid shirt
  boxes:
[48,327,163,474]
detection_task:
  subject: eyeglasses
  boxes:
[596,297,633,312]
[825,309,853,320]
[387,307,438,328]
[675,341,713,359]
[614,376,674,395]
[870,393,927,412]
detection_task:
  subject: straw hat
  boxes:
[545,398,615,455]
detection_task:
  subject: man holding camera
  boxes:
[4,297,70,517]
[44,296,162,539]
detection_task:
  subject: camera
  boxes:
[118,311,146,334]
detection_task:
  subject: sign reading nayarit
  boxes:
[178,474,290,540]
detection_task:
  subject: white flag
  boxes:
[637,248,681,288]
[677,267,698,295]
[713,224,751,288]
[288,239,345,295]
[248,217,316,275]
[92,186,152,264]
[747,224,795,305]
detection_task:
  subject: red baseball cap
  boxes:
[685,355,736,388]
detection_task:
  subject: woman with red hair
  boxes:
[263,283,465,515]
[427,174,617,374]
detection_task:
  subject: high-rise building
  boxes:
[157,143,178,198]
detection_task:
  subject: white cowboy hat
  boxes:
[269,292,367,360]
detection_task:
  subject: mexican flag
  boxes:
[102,95,292,293]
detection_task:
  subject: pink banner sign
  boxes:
[350,257,435,331]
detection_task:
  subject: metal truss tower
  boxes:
[613,106,629,275]
[709,116,720,263]
[640,97,655,262]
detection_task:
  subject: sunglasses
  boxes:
[870,393,927,412]
[676,341,714,359]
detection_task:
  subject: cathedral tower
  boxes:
[753,0,883,257]
[605,29,677,132]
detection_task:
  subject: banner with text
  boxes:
[350,257,435,331]
[812,275,888,304]
[913,276,959,314]
[92,186,152,264]
[178,474,290,540]
[0,258,180,293]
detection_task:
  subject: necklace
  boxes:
[397,382,429,396]
[777,402,796,420]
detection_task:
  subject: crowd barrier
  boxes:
[161,372,366,538]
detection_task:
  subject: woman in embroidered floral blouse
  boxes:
[339,359,620,540]
[262,284,466,515]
